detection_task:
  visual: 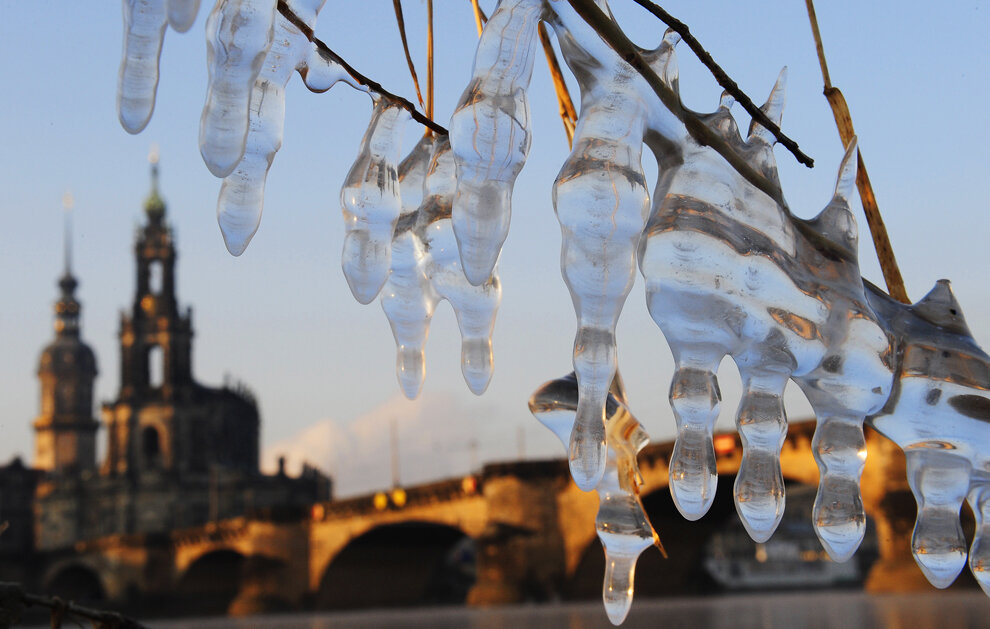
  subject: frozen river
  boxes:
[151,591,988,629]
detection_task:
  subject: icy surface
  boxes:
[449,0,541,285]
[381,135,438,399]
[529,373,662,625]
[217,1,327,256]
[166,0,200,32]
[422,138,501,395]
[381,135,502,397]
[118,0,169,134]
[865,280,990,589]
[200,0,278,178]
[340,98,409,302]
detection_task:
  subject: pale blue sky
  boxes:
[1,2,987,495]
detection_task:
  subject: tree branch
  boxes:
[629,0,814,168]
[566,0,788,207]
[276,0,448,136]
[0,583,149,629]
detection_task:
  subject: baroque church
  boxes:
[7,161,330,556]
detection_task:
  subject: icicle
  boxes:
[907,450,970,587]
[166,0,200,32]
[968,477,990,594]
[118,0,169,134]
[423,139,501,395]
[528,373,663,625]
[449,0,542,285]
[865,279,990,590]
[217,2,325,255]
[793,139,891,561]
[381,136,438,399]
[200,0,278,178]
[340,98,409,303]
[732,367,788,542]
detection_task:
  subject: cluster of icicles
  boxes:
[118,0,990,623]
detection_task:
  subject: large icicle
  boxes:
[529,373,663,625]
[866,279,990,589]
[423,138,502,395]
[449,0,542,285]
[200,0,278,178]
[793,140,891,561]
[118,0,169,134]
[381,135,438,399]
[340,98,409,303]
[216,0,326,256]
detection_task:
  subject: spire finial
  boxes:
[144,144,166,221]
[62,189,74,276]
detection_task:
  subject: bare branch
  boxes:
[566,0,788,207]
[276,1,448,136]
[630,0,814,168]
[392,0,426,111]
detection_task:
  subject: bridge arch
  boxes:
[315,521,475,610]
[44,562,107,604]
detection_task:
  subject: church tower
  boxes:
[117,151,194,403]
[33,194,99,473]
[103,153,259,479]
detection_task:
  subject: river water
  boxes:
[152,592,988,629]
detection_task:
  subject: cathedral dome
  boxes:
[38,336,98,378]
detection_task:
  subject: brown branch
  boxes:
[566,0,787,207]
[276,0,448,136]
[629,0,814,168]
[805,0,909,303]
[0,583,149,629]
[426,0,435,124]
[392,0,426,111]
[469,0,486,36]
[538,23,578,147]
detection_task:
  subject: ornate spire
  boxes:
[144,144,166,222]
[55,191,80,337]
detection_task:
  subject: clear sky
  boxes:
[1,1,987,496]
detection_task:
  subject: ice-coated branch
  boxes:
[276,0,448,135]
[564,0,788,208]
[630,0,813,168]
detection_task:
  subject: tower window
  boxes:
[148,260,163,294]
[142,425,161,467]
[148,345,164,389]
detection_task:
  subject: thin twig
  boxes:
[469,0,486,37]
[392,0,426,111]
[629,0,814,168]
[805,0,909,303]
[276,0,448,135]
[426,0,435,124]
[566,0,787,207]
[538,23,578,147]
[0,583,149,629]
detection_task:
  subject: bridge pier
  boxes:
[469,462,569,605]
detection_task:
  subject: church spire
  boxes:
[55,191,80,337]
[144,144,166,222]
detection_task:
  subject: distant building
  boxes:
[13,160,330,552]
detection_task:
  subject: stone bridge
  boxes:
[38,421,924,614]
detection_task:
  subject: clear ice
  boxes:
[200,0,278,178]
[118,0,169,134]
[529,373,663,625]
[449,0,541,285]
[381,135,438,399]
[865,280,990,589]
[381,134,502,397]
[217,0,328,256]
[340,98,409,303]
[166,0,200,32]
